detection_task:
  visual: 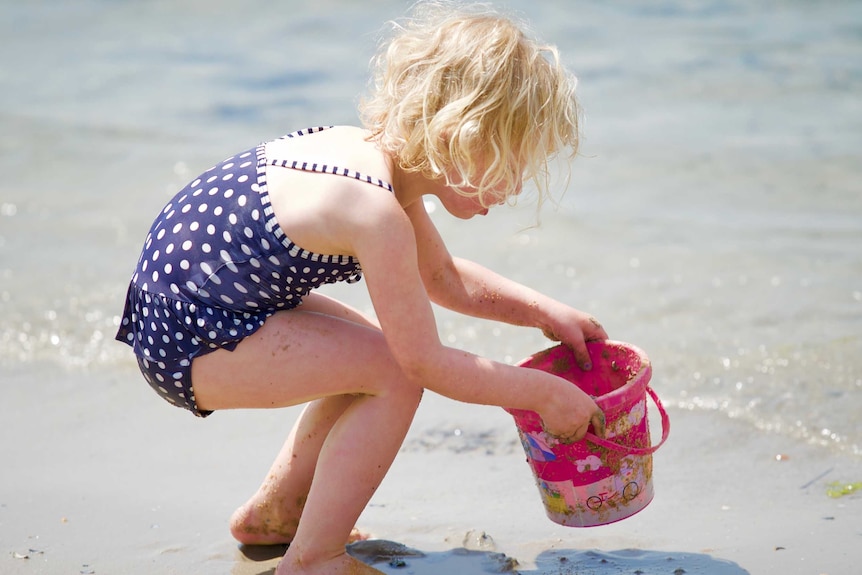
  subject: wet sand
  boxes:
[2,366,860,575]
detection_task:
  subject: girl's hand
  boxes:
[540,305,608,372]
[539,380,606,442]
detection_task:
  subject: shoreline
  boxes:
[2,369,860,575]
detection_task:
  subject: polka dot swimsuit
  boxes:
[116,126,394,416]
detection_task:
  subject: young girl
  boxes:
[116,2,607,574]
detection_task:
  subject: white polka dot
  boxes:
[202,243,212,253]
[165,243,175,254]
[238,175,249,183]
[172,223,183,234]
[157,228,166,240]
[223,231,232,243]
[164,263,173,274]
[181,204,192,214]
[224,189,234,198]
[208,187,219,195]
[214,206,223,216]
[207,224,216,235]
[228,213,237,225]
[190,221,199,231]
[201,262,213,275]
[180,259,190,270]
[182,240,193,250]
[237,195,247,207]
[198,203,208,213]
[222,162,234,170]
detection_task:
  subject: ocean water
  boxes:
[1,0,860,457]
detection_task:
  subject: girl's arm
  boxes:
[348,193,605,442]
[404,201,608,370]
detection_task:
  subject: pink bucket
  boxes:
[505,340,670,527]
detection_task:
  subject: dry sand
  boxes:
[2,366,860,574]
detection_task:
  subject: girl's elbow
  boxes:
[396,346,446,387]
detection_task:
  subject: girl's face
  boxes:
[437,161,524,219]
[438,187,490,219]
[438,179,523,219]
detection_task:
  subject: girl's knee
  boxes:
[383,377,424,408]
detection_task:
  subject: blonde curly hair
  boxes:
[360,1,580,208]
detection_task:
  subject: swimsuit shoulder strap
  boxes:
[267,126,394,193]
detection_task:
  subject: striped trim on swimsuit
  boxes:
[273,126,394,192]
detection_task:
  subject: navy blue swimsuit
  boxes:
[116,127,394,416]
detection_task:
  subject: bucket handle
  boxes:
[583,386,670,456]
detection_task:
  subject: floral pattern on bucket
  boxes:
[505,340,670,527]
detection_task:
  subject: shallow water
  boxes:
[1,0,860,457]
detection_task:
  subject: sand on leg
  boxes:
[229,395,356,545]
[191,293,422,575]
[226,294,383,545]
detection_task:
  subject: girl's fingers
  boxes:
[591,409,607,439]
[570,339,593,371]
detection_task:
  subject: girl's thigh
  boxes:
[191,293,403,411]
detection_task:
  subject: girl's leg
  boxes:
[229,294,384,545]
[229,395,355,545]
[191,294,422,575]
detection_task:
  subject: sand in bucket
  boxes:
[505,340,670,527]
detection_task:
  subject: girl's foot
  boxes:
[276,550,385,575]
[230,495,299,545]
[230,497,370,546]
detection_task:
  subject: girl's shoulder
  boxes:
[266,126,391,184]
